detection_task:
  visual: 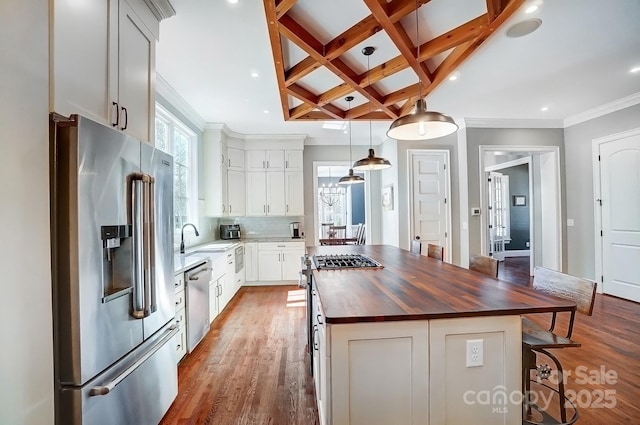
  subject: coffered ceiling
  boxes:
[264,0,523,123]
[156,0,640,145]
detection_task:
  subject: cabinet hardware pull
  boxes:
[121,106,128,130]
[228,159,230,167]
[317,314,324,325]
[286,205,289,213]
[263,205,266,213]
[285,160,288,168]
[229,205,232,213]
[112,102,119,127]
[262,160,265,168]
[267,161,270,168]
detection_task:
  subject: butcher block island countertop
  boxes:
[306,245,577,425]
[307,245,576,324]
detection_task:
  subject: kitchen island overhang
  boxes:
[305,245,577,425]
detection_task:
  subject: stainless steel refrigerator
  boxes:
[50,114,178,425]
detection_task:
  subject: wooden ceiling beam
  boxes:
[275,0,297,19]
[485,0,509,23]
[279,14,398,119]
[285,57,322,87]
[263,0,291,119]
[363,0,433,84]
[383,83,419,107]
[387,0,430,21]
[417,14,488,61]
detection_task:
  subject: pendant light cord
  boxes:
[416,0,421,100]
[348,98,353,162]
[367,52,372,150]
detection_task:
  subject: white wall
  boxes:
[564,103,640,279]
[379,139,399,247]
[0,0,54,423]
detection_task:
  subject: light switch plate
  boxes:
[466,339,483,367]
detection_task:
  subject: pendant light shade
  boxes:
[353,46,391,172]
[339,96,365,185]
[353,148,392,171]
[386,99,458,140]
[338,168,365,184]
[387,0,458,141]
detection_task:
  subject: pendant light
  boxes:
[386,0,458,141]
[353,46,392,171]
[339,96,365,185]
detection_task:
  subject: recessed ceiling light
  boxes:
[541,106,549,111]
[263,110,269,114]
[630,66,640,73]
[251,71,259,78]
[227,0,238,4]
[506,18,542,38]
[448,73,459,81]
[525,5,538,14]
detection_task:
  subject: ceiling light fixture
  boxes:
[386,0,458,141]
[353,47,392,171]
[541,106,549,111]
[251,71,259,78]
[630,66,640,73]
[339,96,365,185]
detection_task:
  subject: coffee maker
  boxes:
[290,222,302,239]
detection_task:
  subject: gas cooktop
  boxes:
[313,254,383,270]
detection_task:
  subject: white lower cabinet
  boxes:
[244,242,258,282]
[173,272,187,363]
[257,242,305,282]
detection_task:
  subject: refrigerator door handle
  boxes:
[131,176,145,319]
[147,175,157,314]
[88,324,179,396]
[141,174,154,317]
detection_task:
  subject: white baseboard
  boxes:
[242,281,299,287]
[504,250,530,257]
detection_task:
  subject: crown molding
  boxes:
[463,117,564,128]
[143,0,176,20]
[202,123,306,143]
[563,92,640,128]
[156,74,206,131]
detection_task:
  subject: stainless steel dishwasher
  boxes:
[185,261,211,352]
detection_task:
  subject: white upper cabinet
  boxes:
[227,170,245,216]
[203,128,228,217]
[51,0,168,143]
[285,171,304,216]
[227,147,245,170]
[246,150,291,171]
[285,150,304,171]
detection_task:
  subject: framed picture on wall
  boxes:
[382,185,394,211]
[513,195,527,206]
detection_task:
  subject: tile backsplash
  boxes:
[220,216,305,238]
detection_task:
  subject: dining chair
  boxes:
[469,254,498,278]
[410,236,421,255]
[426,244,444,261]
[329,225,346,242]
[321,223,334,239]
[522,266,597,424]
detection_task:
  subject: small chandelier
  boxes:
[339,96,365,185]
[319,169,345,206]
[353,46,392,171]
[386,0,458,141]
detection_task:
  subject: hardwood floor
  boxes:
[161,266,640,424]
[160,286,319,425]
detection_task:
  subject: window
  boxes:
[155,104,198,232]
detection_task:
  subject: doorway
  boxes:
[479,147,562,276]
[593,128,640,302]
[312,162,367,245]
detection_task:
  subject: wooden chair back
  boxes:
[411,237,421,255]
[469,254,499,278]
[321,223,334,239]
[356,224,366,245]
[329,225,346,240]
[427,244,444,261]
[533,267,597,316]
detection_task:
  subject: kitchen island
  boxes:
[306,245,576,425]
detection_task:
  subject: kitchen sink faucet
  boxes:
[180,223,200,254]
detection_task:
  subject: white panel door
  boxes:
[600,134,640,302]
[411,152,449,259]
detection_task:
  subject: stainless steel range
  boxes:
[312,254,383,270]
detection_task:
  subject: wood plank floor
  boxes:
[160,266,640,424]
[160,286,319,425]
